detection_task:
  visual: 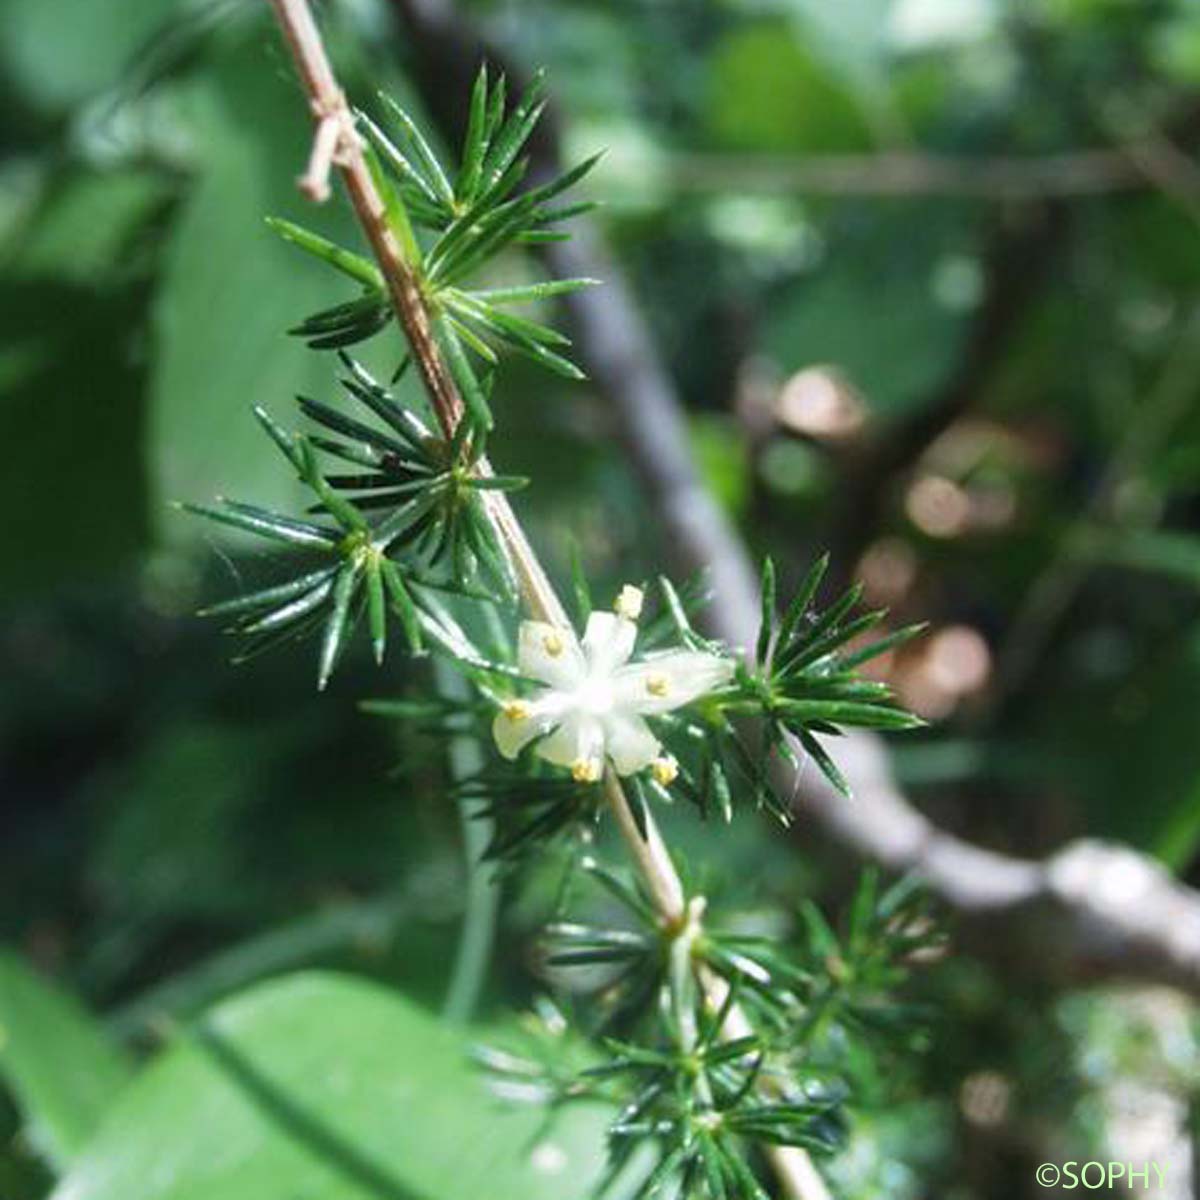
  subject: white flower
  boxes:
[493,587,733,782]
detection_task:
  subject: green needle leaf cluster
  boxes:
[184,353,527,688]
[269,66,600,441]
[696,556,928,809]
[483,867,943,1199]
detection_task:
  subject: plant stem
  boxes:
[264,5,828,1195]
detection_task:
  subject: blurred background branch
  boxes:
[389,0,1200,999]
[666,146,1200,200]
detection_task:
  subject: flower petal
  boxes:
[582,611,637,675]
[536,711,605,771]
[517,620,586,688]
[492,697,559,760]
[603,712,661,775]
[614,651,734,715]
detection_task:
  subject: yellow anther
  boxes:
[614,584,644,621]
[502,700,531,722]
[571,757,602,784]
[542,631,565,658]
[650,755,679,786]
[645,672,670,698]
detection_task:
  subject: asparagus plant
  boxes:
[184,3,939,1196]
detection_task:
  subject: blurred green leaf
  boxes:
[762,209,972,418]
[707,23,871,153]
[149,33,369,540]
[0,0,178,112]
[790,0,900,137]
[8,170,169,284]
[54,972,634,1200]
[688,414,749,519]
[1091,527,1200,589]
[89,722,295,925]
[1150,10,1200,86]
[0,951,132,1169]
[1043,621,1200,870]
[0,279,150,589]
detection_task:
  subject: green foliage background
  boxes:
[2,1,1200,1197]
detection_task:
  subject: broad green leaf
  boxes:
[53,971,637,1200]
[0,951,132,1168]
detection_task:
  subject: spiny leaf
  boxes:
[783,608,886,675]
[469,278,600,305]
[358,112,445,217]
[437,315,493,433]
[775,699,924,730]
[778,553,830,648]
[297,395,411,458]
[361,140,422,265]
[480,69,546,191]
[252,405,304,471]
[265,217,383,290]
[378,91,455,207]
[298,439,368,533]
[380,558,423,652]
[178,500,336,548]
[198,567,339,619]
[837,622,928,670]
[758,556,776,667]
[242,577,337,634]
[457,63,491,203]
[366,554,387,664]
[799,730,851,799]
[318,560,360,690]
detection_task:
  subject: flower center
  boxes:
[571,757,602,783]
[650,754,679,786]
[572,676,614,716]
[645,672,669,698]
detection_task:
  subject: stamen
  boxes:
[502,700,530,722]
[650,755,678,786]
[542,631,565,658]
[571,757,602,784]
[645,672,669,697]
[614,584,644,621]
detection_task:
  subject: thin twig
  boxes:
[298,111,343,201]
